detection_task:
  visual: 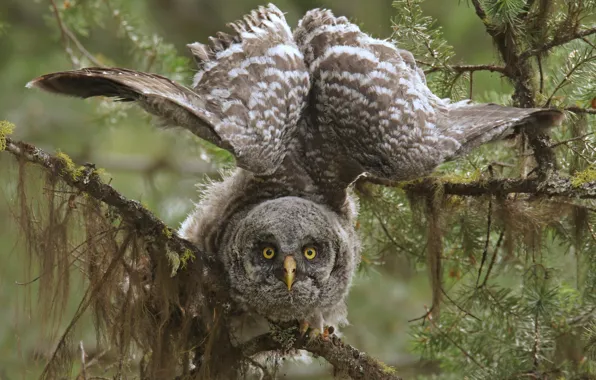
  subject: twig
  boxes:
[373,212,411,254]
[564,144,595,165]
[469,71,474,100]
[537,55,544,95]
[408,306,434,323]
[587,222,596,244]
[48,0,102,67]
[79,341,88,380]
[424,64,507,75]
[565,107,596,115]
[476,195,493,287]
[470,0,488,26]
[440,287,481,321]
[425,306,486,370]
[49,0,67,48]
[76,349,109,378]
[520,27,596,60]
[49,0,83,68]
[532,310,540,370]
[480,229,505,288]
[62,27,103,67]
[550,131,596,148]
[545,52,596,107]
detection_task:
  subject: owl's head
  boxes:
[224,196,359,322]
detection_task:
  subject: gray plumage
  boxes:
[27,3,562,341]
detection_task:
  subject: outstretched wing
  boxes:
[28,4,310,176]
[294,9,562,206]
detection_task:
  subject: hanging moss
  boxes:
[0,120,15,151]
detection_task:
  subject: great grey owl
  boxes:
[28,4,561,338]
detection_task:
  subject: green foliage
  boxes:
[391,0,455,65]
[485,0,526,28]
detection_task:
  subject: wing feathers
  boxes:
[442,103,564,159]
[29,5,564,200]
[27,68,225,148]
[29,4,310,176]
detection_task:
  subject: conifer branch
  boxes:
[423,64,507,75]
[520,27,596,60]
[364,176,596,199]
[49,0,102,67]
[565,107,596,115]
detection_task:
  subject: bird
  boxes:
[27,3,562,342]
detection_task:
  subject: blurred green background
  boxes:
[0,0,517,378]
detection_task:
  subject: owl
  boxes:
[28,4,561,340]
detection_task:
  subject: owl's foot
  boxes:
[299,321,333,341]
[299,320,312,337]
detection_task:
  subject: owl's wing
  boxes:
[27,4,309,176]
[294,9,562,205]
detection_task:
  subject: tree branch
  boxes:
[363,176,596,199]
[565,106,596,115]
[423,64,507,75]
[241,332,401,380]
[470,0,558,179]
[3,137,201,266]
[520,27,596,60]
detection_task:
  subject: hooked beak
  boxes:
[283,255,296,291]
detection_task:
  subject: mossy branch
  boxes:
[241,331,401,380]
[363,176,596,199]
[2,136,402,379]
[4,136,202,269]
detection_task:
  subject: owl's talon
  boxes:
[299,321,310,337]
[322,326,331,341]
[308,328,321,341]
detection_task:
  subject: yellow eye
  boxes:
[262,247,275,259]
[303,247,317,260]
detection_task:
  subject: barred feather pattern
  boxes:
[188,4,310,175]
[294,8,458,189]
[292,8,561,206]
[28,4,562,206]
